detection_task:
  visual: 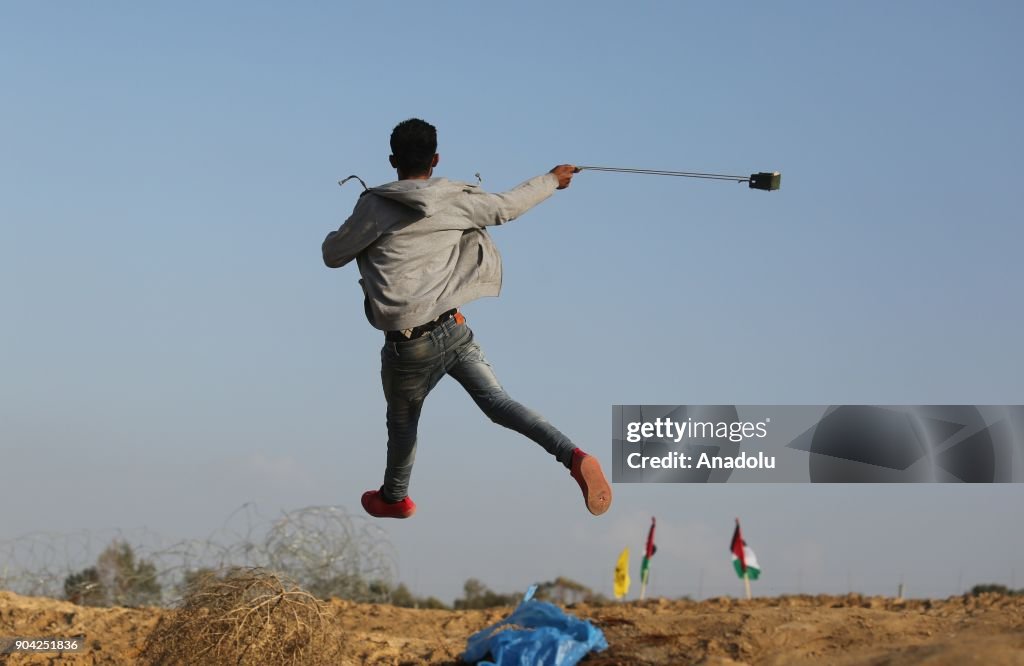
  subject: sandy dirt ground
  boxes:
[1,590,1022,665]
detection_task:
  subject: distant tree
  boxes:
[460,578,487,604]
[64,566,103,606]
[388,582,449,609]
[305,572,372,602]
[63,540,162,607]
[389,583,416,607]
[368,579,392,601]
[535,577,608,605]
[453,578,519,609]
[970,583,1020,596]
[96,541,162,606]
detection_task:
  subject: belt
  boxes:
[385,309,464,342]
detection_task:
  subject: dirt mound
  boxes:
[0,590,159,664]
[2,591,1023,665]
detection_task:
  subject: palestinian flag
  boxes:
[640,517,657,585]
[730,519,761,580]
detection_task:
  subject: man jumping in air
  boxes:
[322,118,611,519]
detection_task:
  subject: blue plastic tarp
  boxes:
[463,586,609,666]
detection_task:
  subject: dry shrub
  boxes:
[141,567,343,665]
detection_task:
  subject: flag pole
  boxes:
[743,571,752,600]
[640,570,648,600]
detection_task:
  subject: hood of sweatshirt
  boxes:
[368,177,474,218]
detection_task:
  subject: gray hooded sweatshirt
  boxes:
[323,172,559,331]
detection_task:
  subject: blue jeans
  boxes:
[379,315,576,501]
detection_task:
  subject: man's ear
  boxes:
[431,154,440,168]
[389,155,398,168]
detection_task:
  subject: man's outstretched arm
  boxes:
[469,164,577,227]
[322,197,380,268]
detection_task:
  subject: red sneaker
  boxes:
[361,489,416,519]
[570,449,612,516]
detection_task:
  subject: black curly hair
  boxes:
[390,118,437,175]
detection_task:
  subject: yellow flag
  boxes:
[614,547,631,599]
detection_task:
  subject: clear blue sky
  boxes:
[2,2,1022,602]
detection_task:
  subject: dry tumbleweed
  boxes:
[141,567,343,665]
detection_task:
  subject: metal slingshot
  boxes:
[573,166,781,191]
